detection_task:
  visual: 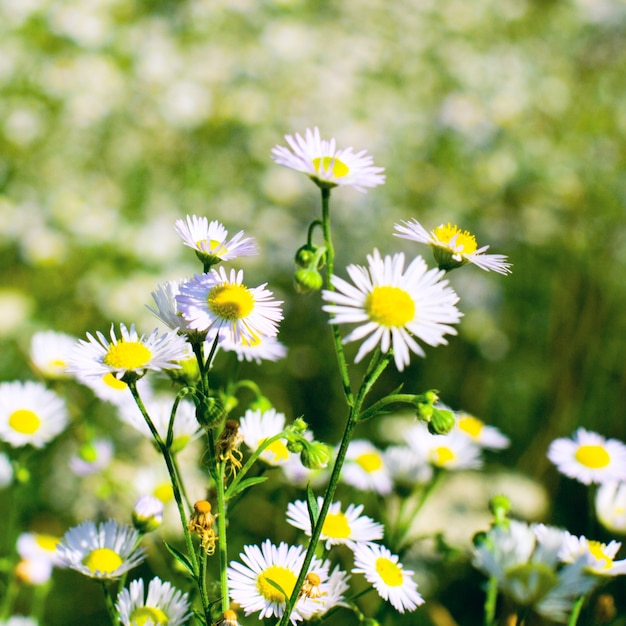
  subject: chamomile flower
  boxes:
[17,532,64,567]
[384,445,434,487]
[559,532,626,576]
[68,323,189,382]
[239,408,292,466]
[342,440,392,495]
[227,540,333,623]
[116,577,192,626]
[29,330,76,379]
[0,381,68,448]
[176,268,283,345]
[547,428,626,485]
[455,412,510,450]
[57,520,145,580]
[219,333,287,364]
[174,215,257,265]
[286,497,384,549]
[394,219,512,274]
[352,543,424,613]
[595,482,626,533]
[271,127,385,192]
[322,250,461,371]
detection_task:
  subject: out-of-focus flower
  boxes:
[219,333,287,364]
[68,323,189,382]
[322,249,461,371]
[29,330,76,379]
[239,408,292,466]
[72,369,151,406]
[176,269,283,344]
[547,428,626,485]
[69,438,114,476]
[559,532,626,576]
[271,127,385,192]
[17,532,63,568]
[394,220,511,274]
[0,616,39,626]
[352,542,424,613]
[0,452,14,488]
[0,381,68,448]
[341,440,392,495]
[174,215,257,265]
[116,577,192,626]
[286,497,384,549]
[57,520,145,580]
[455,412,510,449]
[595,482,626,534]
[132,495,164,534]
[14,558,52,586]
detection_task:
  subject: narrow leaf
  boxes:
[306,483,319,530]
[163,541,195,577]
[226,475,268,499]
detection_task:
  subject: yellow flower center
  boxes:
[49,358,67,370]
[130,607,170,626]
[103,341,152,370]
[431,446,456,466]
[35,534,60,552]
[575,445,610,469]
[365,286,415,327]
[322,512,352,539]
[256,565,297,602]
[82,547,123,575]
[587,541,612,569]
[458,415,484,439]
[356,451,383,473]
[375,557,404,587]
[8,409,41,435]
[153,482,174,503]
[208,284,255,321]
[262,439,290,463]
[312,156,349,178]
[102,372,129,390]
[433,223,478,254]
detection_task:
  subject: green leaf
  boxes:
[226,475,268,499]
[163,541,195,577]
[306,484,319,530]
[266,577,289,600]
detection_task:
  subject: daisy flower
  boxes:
[174,215,257,264]
[384,444,434,487]
[116,577,192,626]
[455,412,510,450]
[17,532,64,568]
[148,279,198,335]
[341,440,392,495]
[176,268,283,345]
[322,249,461,371]
[29,330,76,379]
[227,540,334,623]
[394,219,512,274]
[68,323,189,382]
[271,126,385,192]
[595,481,626,534]
[559,532,626,576]
[219,333,287,364]
[239,408,292,466]
[57,520,145,580]
[547,428,626,485]
[0,381,68,448]
[352,543,424,613]
[286,497,384,549]
[14,558,52,585]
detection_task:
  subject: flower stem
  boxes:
[101,582,118,626]
[212,434,230,612]
[483,576,498,626]
[568,596,585,626]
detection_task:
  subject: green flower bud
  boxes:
[433,246,466,272]
[300,441,331,470]
[295,244,318,268]
[427,407,456,435]
[294,268,323,294]
[490,494,511,527]
[196,396,227,431]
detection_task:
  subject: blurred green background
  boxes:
[1,0,626,623]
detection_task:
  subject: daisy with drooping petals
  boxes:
[559,532,626,576]
[176,268,283,345]
[286,497,384,549]
[322,249,461,371]
[455,411,510,450]
[57,520,145,580]
[239,408,292,466]
[271,127,385,192]
[394,219,512,274]
[68,323,189,382]
[29,330,76,379]
[227,540,335,623]
[341,440,393,495]
[0,381,68,448]
[547,428,626,485]
[352,542,424,613]
[174,215,257,264]
[116,577,192,626]
[595,482,626,534]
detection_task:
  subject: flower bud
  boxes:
[489,494,511,527]
[196,396,227,431]
[300,441,331,470]
[294,268,323,294]
[427,407,456,435]
[295,244,318,268]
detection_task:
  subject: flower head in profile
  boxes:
[174,215,257,266]
[322,249,461,371]
[271,127,385,192]
[57,520,145,580]
[227,540,337,623]
[286,497,384,549]
[29,330,76,379]
[176,268,283,345]
[0,381,68,448]
[394,219,511,274]
[68,323,189,382]
[595,482,626,534]
[352,543,424,613]
[547,428,626,485]
[116,577,192,626]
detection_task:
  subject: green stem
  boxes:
[101,581,118,626]
[215,460,230,611]
[358,393,420,422]
[568,596,585,626]
[483,576,498,626]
